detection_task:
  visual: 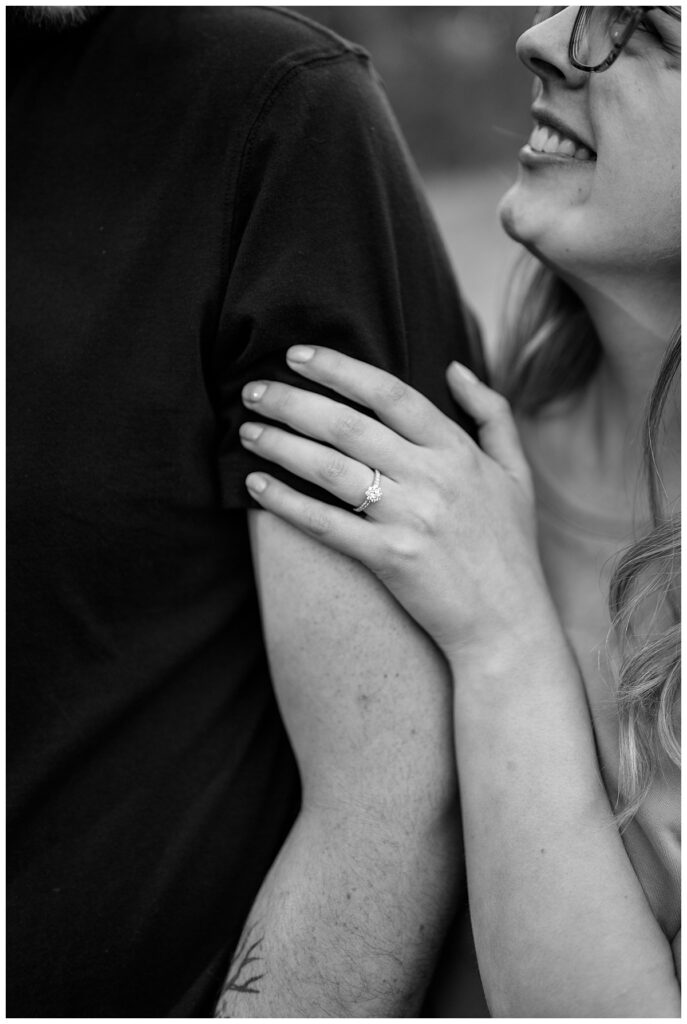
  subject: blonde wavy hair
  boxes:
[495,259,680,824]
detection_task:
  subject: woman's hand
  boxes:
[240,345,548,659]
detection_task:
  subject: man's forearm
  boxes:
[214,512,463,1017]
[215,800,459,1017]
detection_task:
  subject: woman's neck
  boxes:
[571,272,679,438]
[526,271,680,516]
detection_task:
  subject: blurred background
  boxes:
[291,6,538,356]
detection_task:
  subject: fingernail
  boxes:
[240,422,264,442]
[246,473,268,494]
[243,382,267,403]
[450,362,478,384]
[287,346,315,364]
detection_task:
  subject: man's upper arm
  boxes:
[248,509,457,819]
[211,44,472,1014]
[217,41,473,816]
[214,49,485,512]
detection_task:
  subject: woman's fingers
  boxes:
[285,346,457,447]
[245,472,383,567]
[240,421,398,515]
[446,362,531,483]
[242,380,411,479]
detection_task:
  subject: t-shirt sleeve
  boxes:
[212,47,486,510]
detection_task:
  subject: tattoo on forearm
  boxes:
[214,921,265,1016]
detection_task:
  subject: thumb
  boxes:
[447,362,530,482]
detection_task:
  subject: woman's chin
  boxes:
[498,189,538,250]
[498,189,566,267]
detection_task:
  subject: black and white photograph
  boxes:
[6,4,681,1018]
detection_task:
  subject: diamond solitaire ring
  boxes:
[352,468,383,514]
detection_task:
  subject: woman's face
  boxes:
[499,6,681,281]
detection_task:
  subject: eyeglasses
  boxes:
[534,6,681,73]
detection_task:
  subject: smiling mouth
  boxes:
[527,122,596,162]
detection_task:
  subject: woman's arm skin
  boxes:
[450,618,679,1017]
[238,345,681,1017]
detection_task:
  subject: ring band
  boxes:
[352,468,383,514]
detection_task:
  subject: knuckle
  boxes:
[319,454,348,482]
[409,498,442,538]
[451,440,479,474]
[332,410,365,442]
[374,376,408,406]
[271,384,293,412]
[318,348,345,386]
[424,458,458,503]
[383,528,422,566]
[305,507,331,536]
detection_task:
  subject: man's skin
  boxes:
[215,513,462,1016]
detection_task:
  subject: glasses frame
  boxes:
[568,5,681,73]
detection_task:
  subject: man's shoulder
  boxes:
[206,6,365,58]
[114,6,369,87]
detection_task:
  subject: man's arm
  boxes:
[215,511,462,1017]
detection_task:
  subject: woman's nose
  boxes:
[516,7,589,87]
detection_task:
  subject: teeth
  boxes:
[557,138,576,157]
[527,123,595,161]
[531,125,547,151]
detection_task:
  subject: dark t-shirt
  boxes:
[7,6,485,1016]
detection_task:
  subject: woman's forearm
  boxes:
[449,605,680,1018]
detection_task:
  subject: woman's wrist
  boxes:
[444,589,573,693]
